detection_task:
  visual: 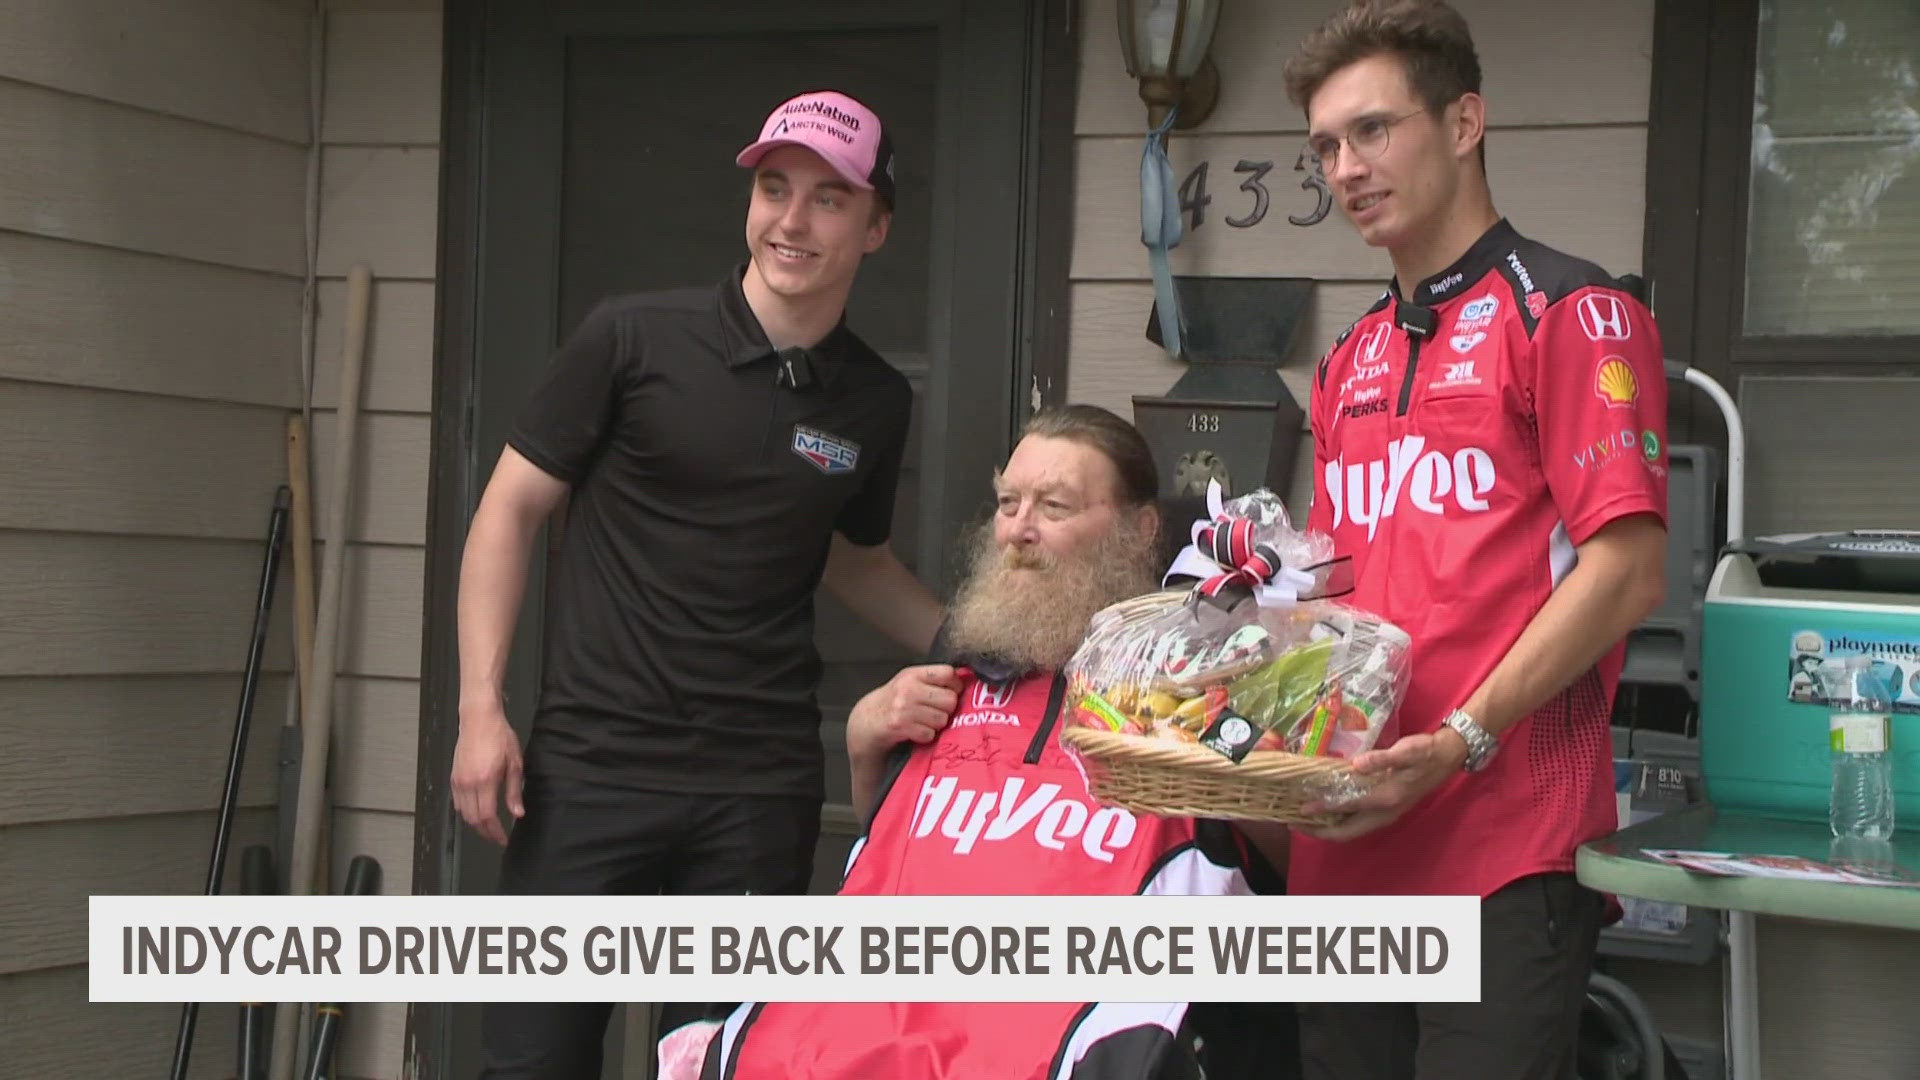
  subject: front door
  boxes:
[421,1,1052,1076]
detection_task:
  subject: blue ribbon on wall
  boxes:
[1140,106,1187,360]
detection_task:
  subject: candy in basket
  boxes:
[1057,484,1412,824]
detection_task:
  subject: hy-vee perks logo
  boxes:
[792,425,860,474]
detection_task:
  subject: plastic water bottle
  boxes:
[1820,656,1896,841]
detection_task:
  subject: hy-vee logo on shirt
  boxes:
[792,425,860,475]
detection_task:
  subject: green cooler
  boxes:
[1701,531,1920,825]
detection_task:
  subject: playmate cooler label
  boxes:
[1786,629,1920,715]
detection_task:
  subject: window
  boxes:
[1646,0,1920,381]
[1744,1,1920,337]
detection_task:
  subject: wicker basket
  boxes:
[1059,726,1366,826]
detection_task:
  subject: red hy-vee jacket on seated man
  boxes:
[695,405,1291,1080]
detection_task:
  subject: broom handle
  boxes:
[271,264,372,1080]
[286,410,334,970]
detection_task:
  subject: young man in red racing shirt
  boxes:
[1253,3,1672,1077]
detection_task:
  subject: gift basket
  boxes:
[1059,483,1412,826]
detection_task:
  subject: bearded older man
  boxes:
[686,404,1292,1080]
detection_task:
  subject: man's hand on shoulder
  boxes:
[1297,728,1469,843]
[847,664,964,761]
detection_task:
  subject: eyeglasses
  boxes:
[1305,108,1427,172]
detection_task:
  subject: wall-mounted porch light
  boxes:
[1118,0,1222,130]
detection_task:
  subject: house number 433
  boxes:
[1187,413,1222,433]
[1178,149,1333,231]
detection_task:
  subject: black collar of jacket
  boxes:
[716,262,852,388]
[1389,216,1523,306]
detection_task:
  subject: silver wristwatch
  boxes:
[1442,709,1498,772]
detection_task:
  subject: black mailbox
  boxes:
[1132,277,1314,503]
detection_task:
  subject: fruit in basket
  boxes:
[1295,682,1376,755]
[1073,692,1147,735]
[1228,637,1334,729]
[1173,693,1210,725]
[1142,690,1184,721]
[1149,717,1200,743]
[1335,699,1371,731]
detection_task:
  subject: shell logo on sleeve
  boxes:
[1594,357,1639,409]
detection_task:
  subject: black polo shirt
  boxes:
[505,264,912,799]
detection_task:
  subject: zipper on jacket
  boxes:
[1396,335,1424,416]
[1024,672,1069,764]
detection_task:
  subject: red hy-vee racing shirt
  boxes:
[702,668,1254,1080]
[1290,219,1669,902]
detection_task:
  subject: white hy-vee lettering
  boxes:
[1323,435,1498,539]
[910,775,1137,863]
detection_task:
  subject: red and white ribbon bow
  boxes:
[1163,479,1318,607]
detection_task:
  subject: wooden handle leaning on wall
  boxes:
[271,263,373,1080]
[283,410,332,1008]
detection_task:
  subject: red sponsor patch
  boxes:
[1526,291,1547,319]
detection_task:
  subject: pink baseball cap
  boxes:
[736,90,896,209]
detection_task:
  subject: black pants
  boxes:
[478,773,822,1080]
[1296,872,1605,1080]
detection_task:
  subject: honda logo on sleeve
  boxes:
[1576,295,1632,341]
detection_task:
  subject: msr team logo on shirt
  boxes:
[792,425,860,474]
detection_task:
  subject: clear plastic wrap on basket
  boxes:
[1057,484,1412,824]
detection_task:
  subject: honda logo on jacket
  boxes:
[972,680,1015,709]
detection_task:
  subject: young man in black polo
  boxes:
[452,89,946,1079]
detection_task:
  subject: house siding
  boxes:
[309,1,445,1076]
[0,0,311,1074]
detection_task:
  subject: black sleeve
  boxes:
[1195,819,1287,895]
[832,381,910,546]
[505,299,628,484]
[922,618,957,664]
